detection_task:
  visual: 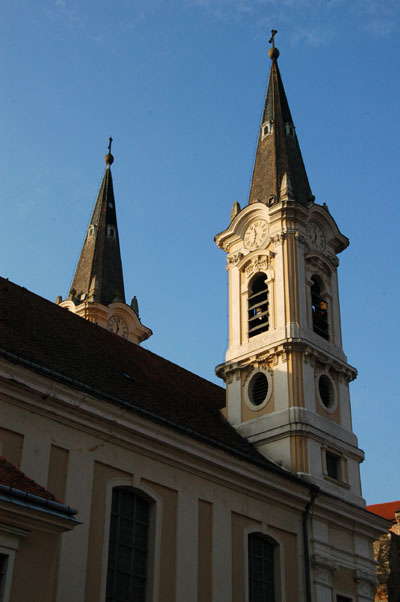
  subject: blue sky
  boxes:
[1,0,399,505]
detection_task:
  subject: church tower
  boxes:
[215,35,364,506]
[58,140,152,345]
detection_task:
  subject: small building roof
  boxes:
[367,501,400,521]
[0,456,78,521]
[0,456,57,501]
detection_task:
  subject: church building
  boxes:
[0,36,388,602]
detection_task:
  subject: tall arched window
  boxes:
[248,274,269,338]
[106,487,150,602]
[248,533,275,602]
[311,276,329,341]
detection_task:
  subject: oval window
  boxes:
[249,373,269,406]
[319,375,334,408]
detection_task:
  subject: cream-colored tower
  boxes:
[58,141,152,345]
[215,41,364,506]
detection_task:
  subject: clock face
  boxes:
[108,315,128,338]
[244,220,269,250]
[307,221,326,251]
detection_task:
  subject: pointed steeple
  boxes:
[68,139,126,306]
[248,32,314,206]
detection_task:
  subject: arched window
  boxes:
[248,274,269,338]
[248,533,275,602]
[106,487,150,602]
[311,276,329,341]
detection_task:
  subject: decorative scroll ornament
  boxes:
[295,231,307,245]
[312,554,338,587]
[245,256,270,279]
[227,252,244,266]
[354,569,377,598]
[327,252,339,268]
[306,256,332,278]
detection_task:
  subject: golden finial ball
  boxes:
[268,47,280,60]
[104,153,114,165]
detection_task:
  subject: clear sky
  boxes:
[1,0,399,506]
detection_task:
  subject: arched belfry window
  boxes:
[248,274,269,338]
[106,487,150,602]
[248,533,275,602]
[311,276,329,341]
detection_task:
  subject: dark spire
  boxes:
[68,140,126,306]
[248,31,314,206]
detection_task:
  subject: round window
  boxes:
[249,372,269,406]
[318,375,334,409]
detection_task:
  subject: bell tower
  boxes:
[215,34,364,505]
[58,139,152,345]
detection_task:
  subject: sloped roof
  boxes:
[0,456,57,501]
[0,278,303,481]
[367,501,400,521]
[68,163,126,306]
[0,456,78,521]
[248,49,313,206]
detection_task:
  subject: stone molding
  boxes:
[244,255,270,279]
[312,554,338,587]
[354,569,377,599]
[305,254,334,278]
[227,252,244,266]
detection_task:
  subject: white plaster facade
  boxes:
[215,198,365,507]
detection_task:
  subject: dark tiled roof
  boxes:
[0,456,78,520]
[0,456,56,501]
[248,54,313,206]
[68,165,126,305]
[0,278,297,477]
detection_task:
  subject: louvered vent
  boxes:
[249,373,268,406]
[319,375,334,408]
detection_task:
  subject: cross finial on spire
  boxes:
[269,29,278,48]
[268,29,280,60]
[105,136,114,166]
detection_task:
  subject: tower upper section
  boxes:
[248,35,313,207]
[69,143,125,306]
[215,35,364,506]
[58,140,152,345]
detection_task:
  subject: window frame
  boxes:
[244,369,273,412]
[321,447,348,486]
[310,275,330,341]
[316,372,337,414]
[261,121,274,138]
[336,594,353,602]
[0,526,29,602]
[100,478,162,602]
[106,487,150,602]
[247,273,270,339]
[244,527,283,602]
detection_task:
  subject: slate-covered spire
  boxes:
[68,139,126,306]
[248,32,314,206]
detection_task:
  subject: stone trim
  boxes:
[312,553,338,587]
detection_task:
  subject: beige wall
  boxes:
[0,362,386,602]
[198,499,212,602]
[11,530,60,602]
[47,445,69,502]
[0,426,23,467]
